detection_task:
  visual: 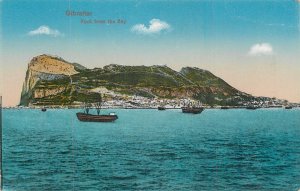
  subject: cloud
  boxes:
[131,19,171,35]
[28,25,63,37]
[248,43,274,56]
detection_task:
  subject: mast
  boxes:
[85,107,89,114]
[95,94,102,115]
[84,102,90,114]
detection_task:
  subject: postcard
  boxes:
[0,0,300,190]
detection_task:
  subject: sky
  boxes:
[0,0,300,106]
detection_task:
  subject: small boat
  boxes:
[158,100,167,111]
[41,107,47,112]
[76,112,118,122]
[158,106,166,110]
[181,101,204,114]
[76,94,118,122]
[221,106,230,109]
[285,106,292,109]
[246,106,259,110]
[182,106,204,114]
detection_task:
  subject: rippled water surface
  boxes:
[3,109,300,190]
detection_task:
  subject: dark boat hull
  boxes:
[182,107,204,114]
[158,106,166,110]
[221,106,230,109]
[246,107,259,110]
[41,108,47,112]
[76,112,118,122]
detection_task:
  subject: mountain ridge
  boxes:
[19,54,281,107]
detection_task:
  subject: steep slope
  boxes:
[20,54,85,105]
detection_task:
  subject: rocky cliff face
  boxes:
[33,86,66,99]
[20,54,82,105]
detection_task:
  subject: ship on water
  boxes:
[246,105,260,110]
[158,100,166,110]
[181,100,204,114]
[221,106,230,109]
[41,106,47,112]
[76,94,118,122]
[158,106,166,110]
[76,112,118,122]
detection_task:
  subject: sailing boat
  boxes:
[76,94,118,122]
[181,100,204,114]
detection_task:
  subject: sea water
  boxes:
[2,109,300,191]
